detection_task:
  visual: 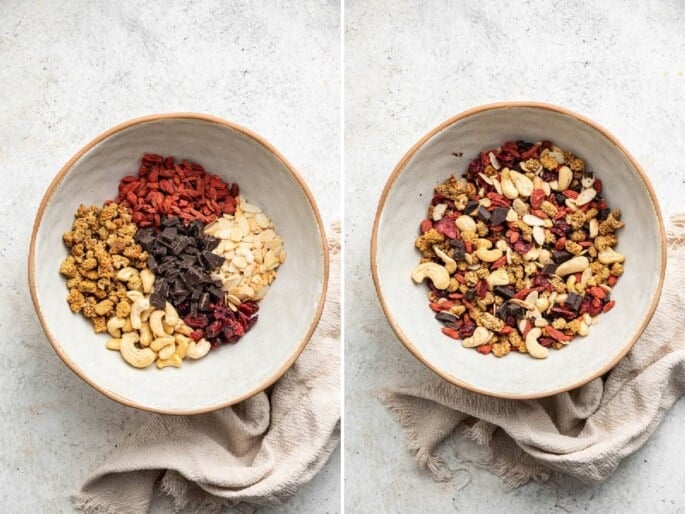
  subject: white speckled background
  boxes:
[345,1,685,512]
[0,1,339,512]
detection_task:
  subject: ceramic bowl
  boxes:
[372,102,665,399]
[29,113,328,414]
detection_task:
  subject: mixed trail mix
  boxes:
[60,154,284,369]
[412,140,624,359]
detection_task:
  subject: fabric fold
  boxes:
[74,225,340,513]
[383,218,685,487]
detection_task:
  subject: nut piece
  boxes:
[129,297,150,330]
[116,267,139,282]
[106,317,126,338]
[106,338,121,350]
[433,245,457,274]
[555,256,590,277]
[509,169,534,197]
[525,327,548,359]
[455,215,477,232]
[411,262,450,290]
[149,310,167,338]
[598,248,625,265]
[119,332,156,368]
[156,354,182,369]
[186,338,211,359]
[475,247,503,263]
[487,268,510,288]
[140,269,155,294]
[462,326,492,348]
[575,188,597,207]
[557,166,573,191]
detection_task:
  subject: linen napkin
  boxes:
[74,225,340,513]
[383,217,685,487]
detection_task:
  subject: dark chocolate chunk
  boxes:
[135,229,155,246]
[555,193,567,205]
[203,236,219,251]
[464,288,476,302]
[146,255,158,272]
[490,207,509,226]
[435,311,458,324]
[542,263,558,275]
[552,250,573,264]
[565,292,583,311]
[202,251,225,270]
[464,200,479,215]
[208,285,224,299]
[597,207,611,220]
[448,239,466,260]
[198,292,212,311]
[150,292,166,309]
[477,205,491,222]
[171,237,191,255]
[493,286,515,299]
[161,216,181,227]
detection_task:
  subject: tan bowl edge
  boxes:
[28,112,330,415]
[370,101,667,400]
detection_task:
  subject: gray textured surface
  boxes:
[345,1,685,513]
[0,1,339,512]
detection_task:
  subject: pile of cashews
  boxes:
[106,267,210,369]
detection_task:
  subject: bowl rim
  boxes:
[28,112,330,414]
[370,101,667,399]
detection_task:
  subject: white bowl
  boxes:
[372,102,666,399]
[29,113,328,414]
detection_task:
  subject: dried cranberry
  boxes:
[185,314,209,328]
[190,329,204,342]
[513,240,532,255]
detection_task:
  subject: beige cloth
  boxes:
[74,226,340,513]
[383,217,685,487]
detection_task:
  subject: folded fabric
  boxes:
[383,217,685,488]
[74,225,340,513]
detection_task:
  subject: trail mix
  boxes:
[60,154,284,369]
[412,140,625,359]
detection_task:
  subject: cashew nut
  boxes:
[462,326,492,348]
[126,290,144,302]
[525,327,548,359]
[140,268,155,294]
[139,321,153,347]
[455,215,476,233]
[156,354,182,369]
[140,306,154,322]
[535,296,550,313]
[116,267,139,282]
[578,321,590,337]
[475,247,503,263]
[433,246,457,274]
[149,310,167,338]
[106,338,121,350]
[106,317,126,338]
[174,334,190,358]
[129,297,150,330]
[120,332,156,368]
[164,302,180,327]
[486,268,510,288]
[159,343,177,360]
[411,262,450,290]
[555,256,590,277]
[174,321,193,336]
[186,338,211,359]
[598,248,625,265]
[150,335,175,351]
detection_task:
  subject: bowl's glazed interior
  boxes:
[373,104,665,398]
[31,115,327,413]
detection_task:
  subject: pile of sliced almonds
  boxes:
[204,196,285,309]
